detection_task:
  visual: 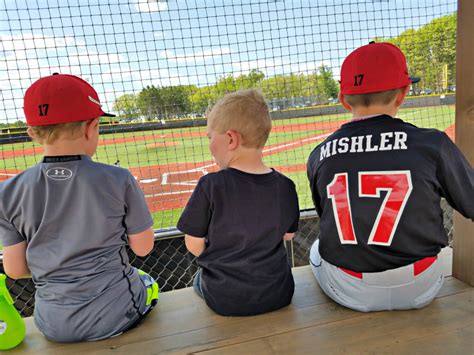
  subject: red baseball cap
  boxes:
[24,73,115,126]
[340,42,420,95]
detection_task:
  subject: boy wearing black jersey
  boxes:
[307,42,473,312]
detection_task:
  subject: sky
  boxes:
[0,0,456,123]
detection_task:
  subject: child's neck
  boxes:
[351,104,398,119]
[42,138,90,156]
[227,148,271,174]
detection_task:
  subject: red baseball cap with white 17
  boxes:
[340,42,420,95]
[24,73,115,126]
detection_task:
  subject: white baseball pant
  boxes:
[309,240,444,312]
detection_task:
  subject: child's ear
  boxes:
[226,130,240,150]
[395,85,410,107]
[338,92,352,112]
[26,127,36,140]
[84,118,99,139]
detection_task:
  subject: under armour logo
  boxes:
[125,309,135,319]
[46,167,73,181]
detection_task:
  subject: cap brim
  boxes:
[409,76,421,84]
[101,112,116,117]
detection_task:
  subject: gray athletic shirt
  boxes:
[0,155,154,342]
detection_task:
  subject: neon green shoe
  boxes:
[137,269,159,307]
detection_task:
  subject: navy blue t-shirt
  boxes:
[177,168,299,316]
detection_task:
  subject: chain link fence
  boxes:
[1,203,454,318]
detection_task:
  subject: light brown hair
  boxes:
[344,88,401,107]
[207,89,272,148]
[28,120,89,145]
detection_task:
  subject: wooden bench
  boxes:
[8,248,473,354]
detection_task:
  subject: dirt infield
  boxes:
[0,119,457,214]
[130,130,333,212]
[133,162,308,212]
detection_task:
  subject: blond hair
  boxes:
[344,88,401,107]
[28,120,89,145]
[207,89,272,148]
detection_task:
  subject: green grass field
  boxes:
[0,105,455,235]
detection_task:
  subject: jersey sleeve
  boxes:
[437,133,474,220]
[177,177,211,238]
[0,217,25,247]
[123,173,154,234]
[286,180,300,233]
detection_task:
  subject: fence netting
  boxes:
[0,1,459,316]
[1,0,457,230]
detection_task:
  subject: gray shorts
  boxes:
[35,268,159,342]
[310,240,444,312]
[98,269,159,340]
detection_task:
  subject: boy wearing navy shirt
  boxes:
[307,42,473,312]
[178,89,299,316]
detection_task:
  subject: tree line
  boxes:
[383,12,456,94]
[112,66,339,121]
[113,12,456,121]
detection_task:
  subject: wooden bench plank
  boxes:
[86,278,471,355]
[11,268,472,355]
[6,266,333,354]
[195,290,474,355]
[9,250,471,355]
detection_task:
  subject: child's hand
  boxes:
[283,233,295,241]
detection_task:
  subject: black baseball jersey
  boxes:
[307,115,474,272]
[177,168,299,316]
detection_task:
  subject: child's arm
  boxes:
[123,173,155,256]
[185,234,206,257]
[3,241,31,279]
[283,233,295,241]
[438,134,474,219]
[177,177,211,257]
[128,227,155,256]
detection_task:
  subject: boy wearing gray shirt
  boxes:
[0,74,158,342]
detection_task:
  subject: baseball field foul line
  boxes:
[152,131,333,198]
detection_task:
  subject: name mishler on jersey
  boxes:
[319,131,408,161]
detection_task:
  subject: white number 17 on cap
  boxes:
[327,170,412,246]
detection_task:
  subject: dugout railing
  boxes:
[0,203,454,318]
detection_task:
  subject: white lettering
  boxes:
[365,135,379,152]
[338,137,349,153]
[350,136,364,153]
[331,139,338,156]
[318,131,408,161]
[320,142,331,161]
[393,131,408,150]
[379,132,393,150]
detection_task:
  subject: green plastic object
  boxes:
[0,274,26,350]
